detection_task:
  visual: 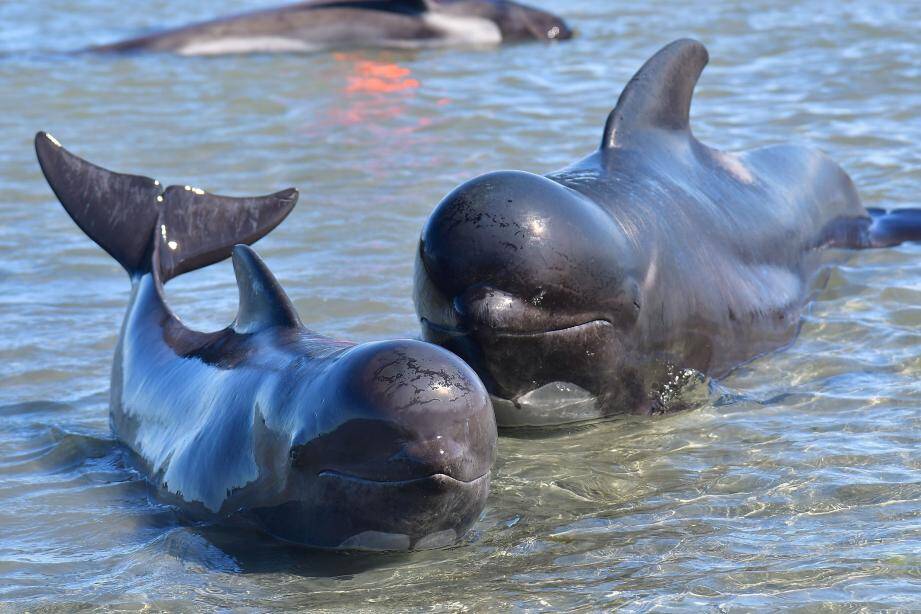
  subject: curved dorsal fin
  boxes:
[231,245,302,334]
[601,39,709,149]
[310,0,431,13]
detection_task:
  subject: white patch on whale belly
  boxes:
[178,37,316,56]
[422,13,503,46]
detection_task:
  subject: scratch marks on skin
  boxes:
[372,349,470,410]
[441,195,519,235]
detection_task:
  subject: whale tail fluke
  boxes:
[35,131,298,281]
[867,208,921,248]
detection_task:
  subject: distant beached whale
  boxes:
[91,0,573,55]
[35,132,497,550]
[414,39,921,427]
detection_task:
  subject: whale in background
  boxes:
[91,0,573,55]
[414,39,921,427]
[35,132,497,550]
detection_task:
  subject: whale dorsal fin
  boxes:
[231,245,302,334]
[310,0,432,13]
[601,39,709,149]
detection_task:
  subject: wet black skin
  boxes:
[91,0,573,54]
[119,277,495,549]
[434,0,573,41]
[414,39,921,426]
[36,132,497,550]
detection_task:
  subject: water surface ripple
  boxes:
[0,0,919,610]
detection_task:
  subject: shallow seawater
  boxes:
[1,0,919,610]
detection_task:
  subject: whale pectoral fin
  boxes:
[601,39,709,149]
[35,131,162,276]
[868,208,921,248]
[230,245,301,334]
[157,185,298,281]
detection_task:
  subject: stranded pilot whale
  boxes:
[91,0,573,56]
[35,132,497,550]
[414,39,921,427]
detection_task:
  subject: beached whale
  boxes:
[91,0,573,55]
[413,39,921,427]
[35,132,497,550]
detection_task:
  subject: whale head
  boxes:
[435,0,574,42]
[256,338,497,550]
[414,170,646,427]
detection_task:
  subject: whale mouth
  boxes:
[422,317,613,338]
[317,470,488,486]
[420,317,619,426]
[318,471,490,551]
[491,319,612,338]
[258,471,490,551]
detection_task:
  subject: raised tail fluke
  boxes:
[35,131,162,276]
[35,131,298,281]
[867,207,921,248]
[155,184,298,281]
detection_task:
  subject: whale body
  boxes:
[35,132,497,549]
[414,39,921,427]
[91,0,573,55]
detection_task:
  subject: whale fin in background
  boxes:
[231,244,302,334]
[35,131,297,281]
[867,207,921,248]
[311,0,432,13]
[601,39,709,149]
